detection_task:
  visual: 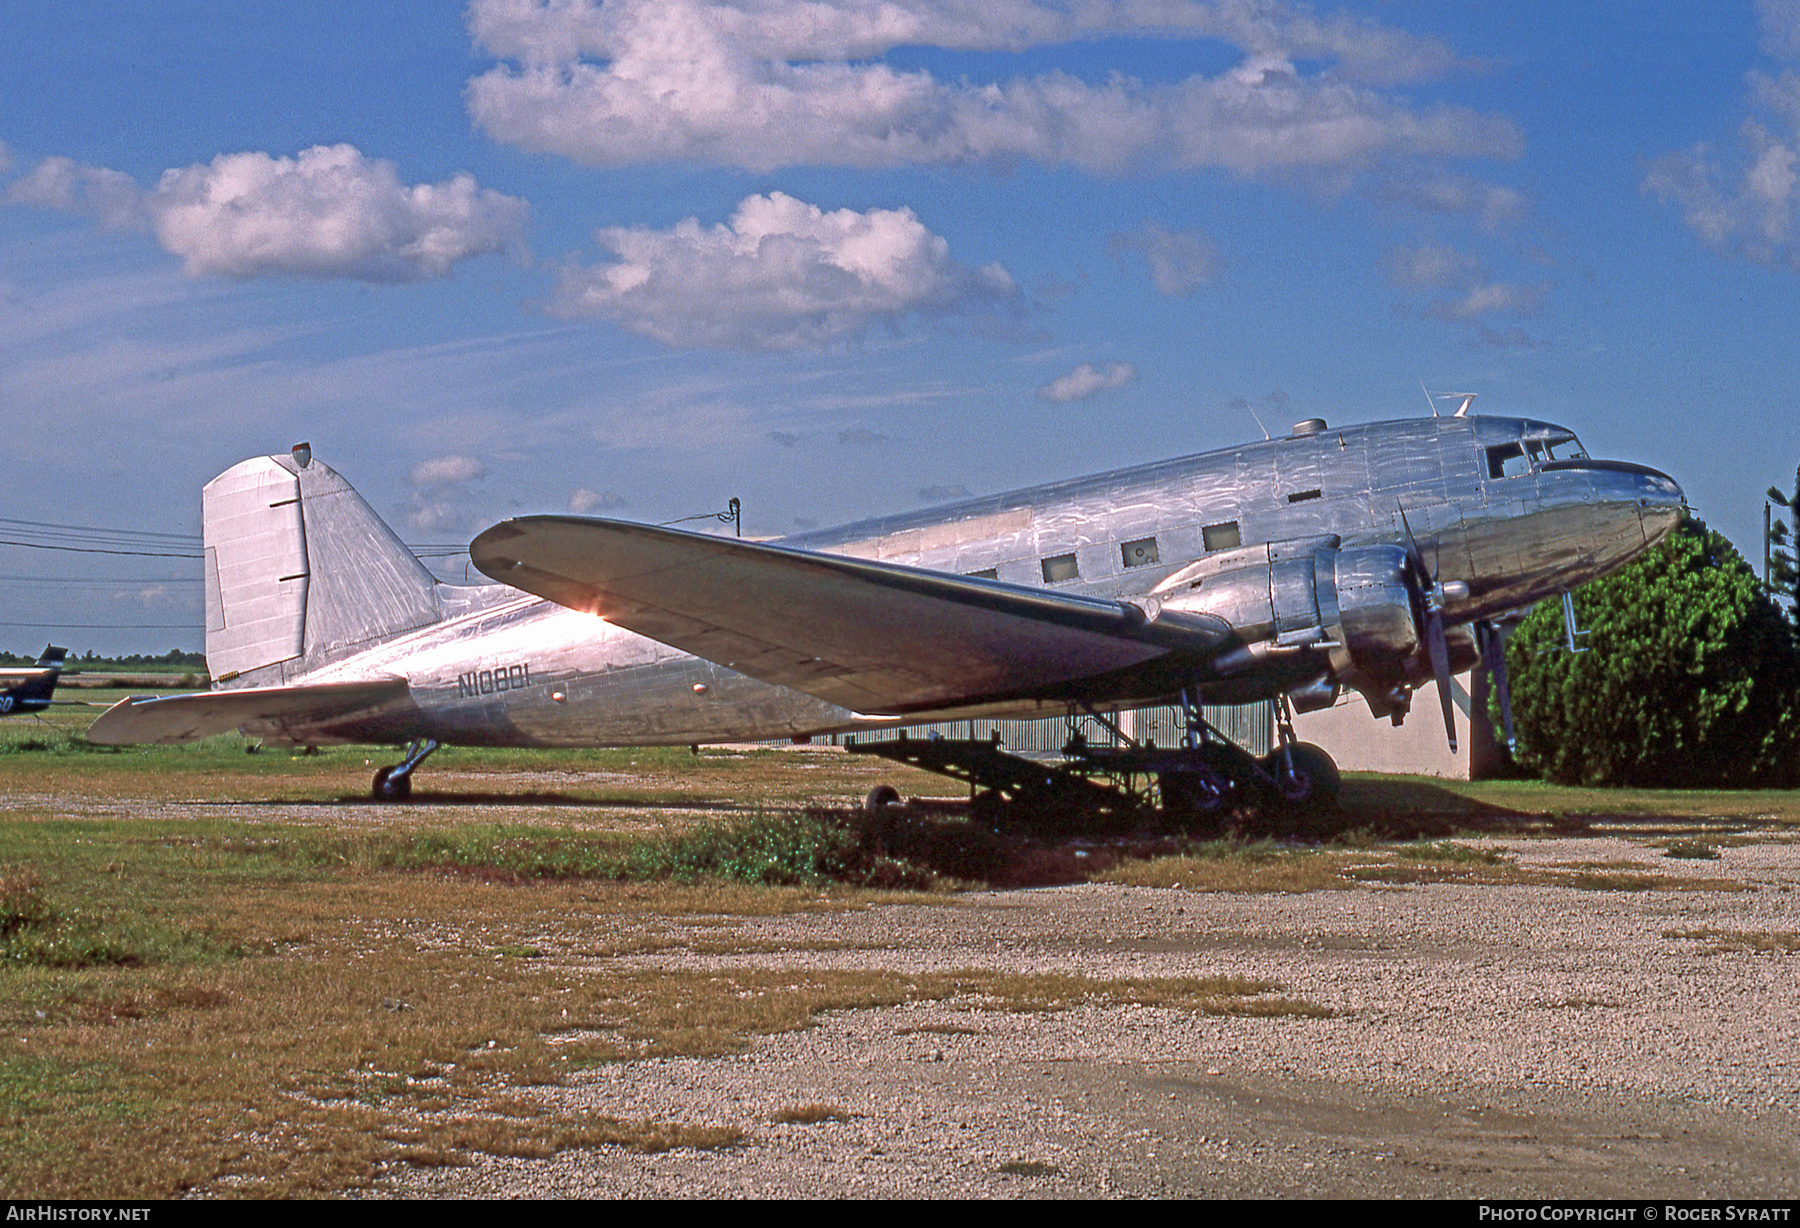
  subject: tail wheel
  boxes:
[372,766,412,802]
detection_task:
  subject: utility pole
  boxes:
[1768,464,1800,619]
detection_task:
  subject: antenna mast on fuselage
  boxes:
[1419,383,1479,418]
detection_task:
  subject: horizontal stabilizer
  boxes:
[86,677,410,745]
[470,517,1221,714]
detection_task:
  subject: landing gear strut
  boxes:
[1261,697,1341,821]
[372,738,439,802]
[846,693,1341,835]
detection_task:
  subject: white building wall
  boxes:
[1292,668,1505,780]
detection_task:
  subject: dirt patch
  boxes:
[377,835,1800,1199]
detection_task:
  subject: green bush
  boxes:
[1504,517,1800,787]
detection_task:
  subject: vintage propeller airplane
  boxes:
[88,411,1684,825]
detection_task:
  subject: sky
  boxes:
[3,0,1798,655]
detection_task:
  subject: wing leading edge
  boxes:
[470,516,1232,715]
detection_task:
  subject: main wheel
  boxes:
[970,789,1006,829]
[372,766,412,802]
[1265,743,1340,813]
[1157,746,1238,829]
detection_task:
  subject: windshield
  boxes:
[1487,432,1588,479]
[1527,434,1587,465]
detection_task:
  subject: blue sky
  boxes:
[2,0,1797,655]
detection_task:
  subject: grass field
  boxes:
[3,700,1797,1197]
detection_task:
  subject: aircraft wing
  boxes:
[470,516,1231,715]
[86,677,410,745]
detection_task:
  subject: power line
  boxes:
[0,516,199,543]
[1,516,464,563]
[0,575,200,584]
[0,539,204,559]
[0,621,203,630]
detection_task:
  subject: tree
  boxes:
[1504,517,1800,787]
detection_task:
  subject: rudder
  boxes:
[204,445,440,686]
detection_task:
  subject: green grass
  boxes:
[3,735,1798,1196]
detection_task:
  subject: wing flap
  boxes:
[471,517,1226,713]
[86,677,410,745]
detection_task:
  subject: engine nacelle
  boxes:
[1328,543,1420,689]
[1152,536,1341,650]
[1151,537,1433,710]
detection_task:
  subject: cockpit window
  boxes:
[1486,442,1530,479]
[1542,435,1587,461]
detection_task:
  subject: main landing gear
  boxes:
[846,692,1341,836]
[372,738,439,802]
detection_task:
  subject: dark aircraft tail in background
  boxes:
[0,645,67,715]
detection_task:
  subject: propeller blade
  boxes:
[1427,608,1457,753]
[1401,503,1457,752]
[1398,503,1423,566]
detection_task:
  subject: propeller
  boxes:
[1398,505,1460,753]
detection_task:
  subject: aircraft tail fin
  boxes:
[204,446,442,686]
[7,646,65,704]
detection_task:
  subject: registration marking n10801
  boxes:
[458,663,530,697]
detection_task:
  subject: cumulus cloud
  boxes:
[411,455,488,486]
[1038,360,1137,402]
[6,156,146,230]
[1382,242,1545,322]
[1421,281,1547,321]
[1762,0,1800,58]
[404,455,491,532]
[1108,221,1219,296]
[1373,173,1526,228]
[1381,242,1483,289]
[767,430,800,447]
[551,191,1018,348]
[6,145,528,282]
[465,0,1517,182]
[569,487,628,512]
[1645,1,1800,269]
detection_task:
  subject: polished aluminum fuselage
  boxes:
[283,415,1684,748]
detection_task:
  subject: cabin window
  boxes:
[965,568,998,580]
[1486,442,1530,479]
[1041,553,1080,583]
[1120,537,1160,568]
[1286,489,1322,504]
[1202,521,1240,552]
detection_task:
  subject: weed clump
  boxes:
[1665,839,1721,860]
[608,807,1043,889]
[320,809,1031,890]
[611,810,876,886]
[1,865,55,938]
[0,864,226,969]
